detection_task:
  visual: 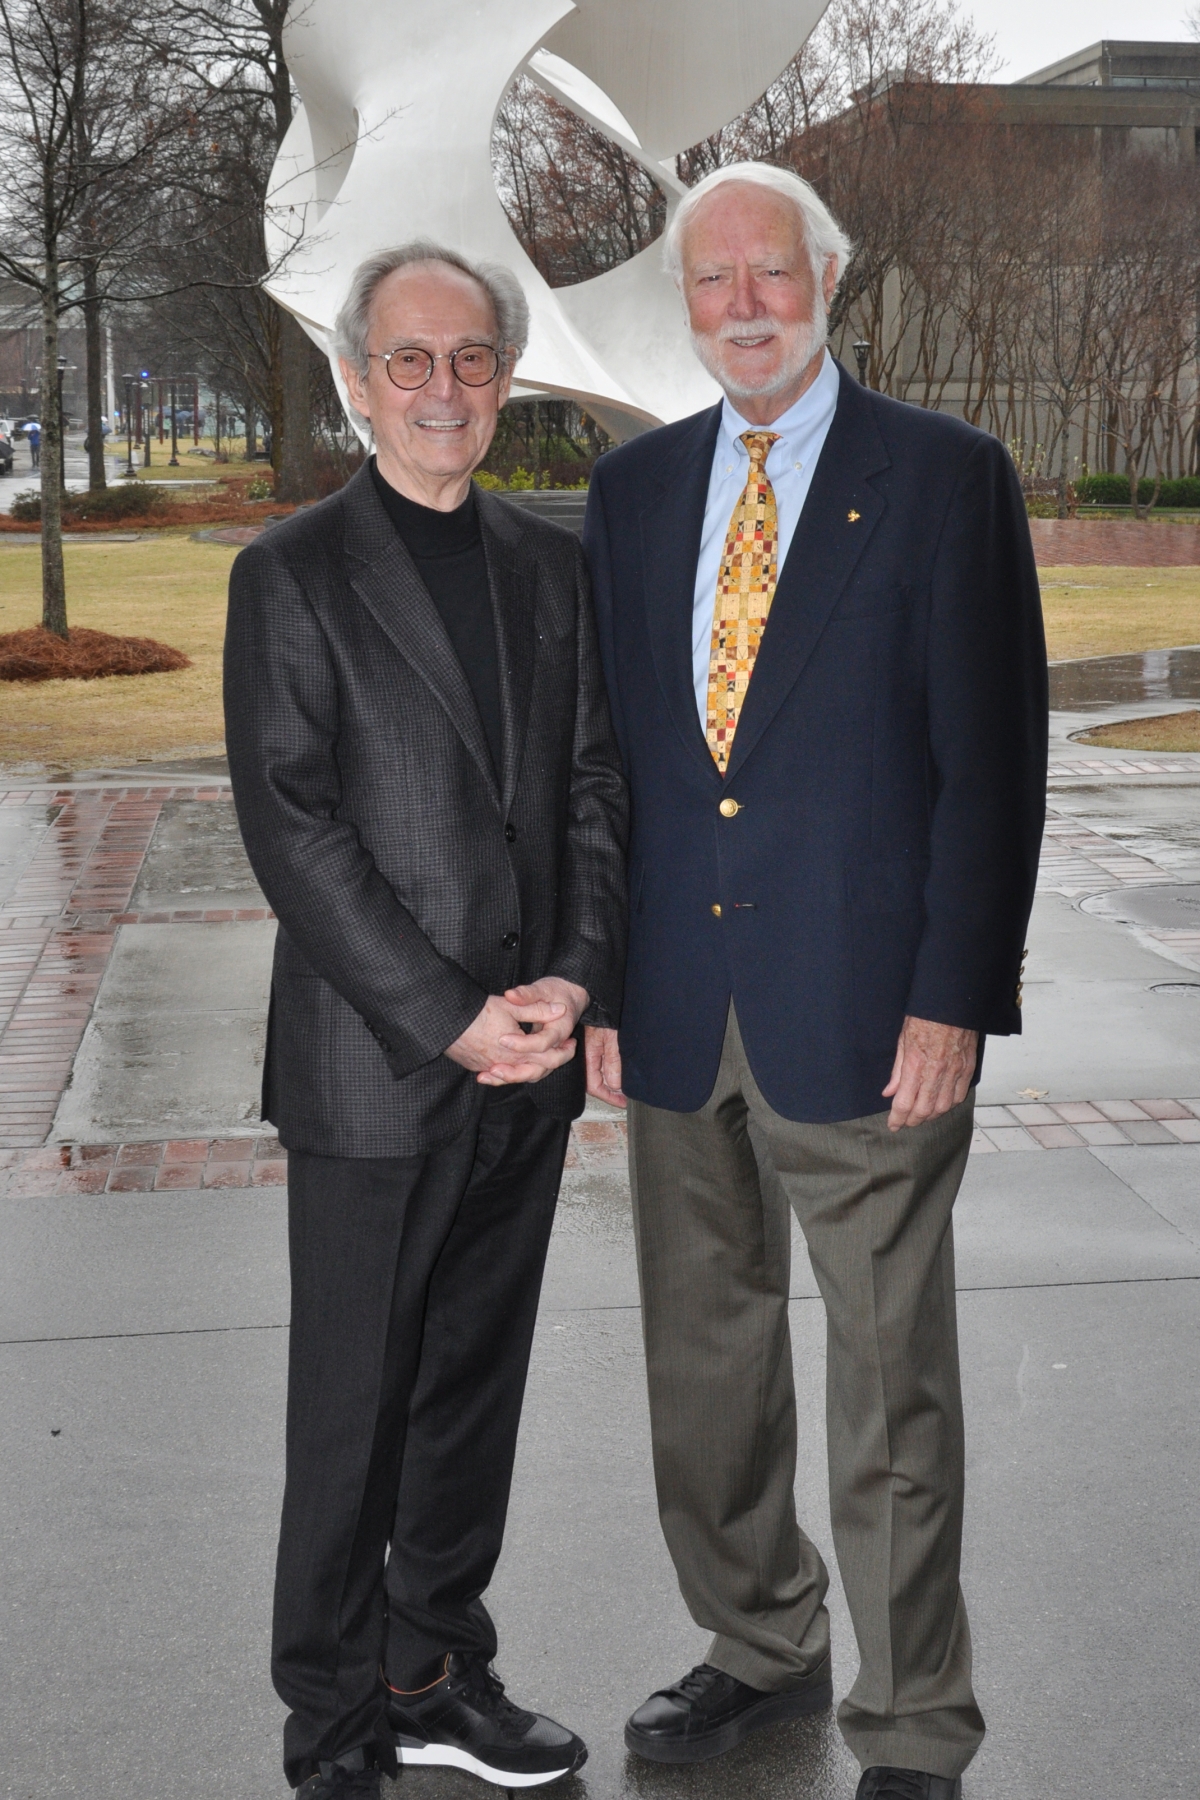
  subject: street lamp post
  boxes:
[852,340,871,386]
[141,372,152,468]
[56,356,67,498]
[169,381,179,466]
[122,375,136,477]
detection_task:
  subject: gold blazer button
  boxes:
[719,797,741,818]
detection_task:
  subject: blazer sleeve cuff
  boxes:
[375,970,489,1078]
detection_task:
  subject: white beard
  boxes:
[691,300,828,401]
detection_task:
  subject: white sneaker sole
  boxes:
[396,1741,577,1787]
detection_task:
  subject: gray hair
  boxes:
[333,239,531,417]
[662,163,852,292]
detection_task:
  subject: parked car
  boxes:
[0,426,13,476]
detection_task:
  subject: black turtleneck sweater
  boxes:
[370,460,503,780]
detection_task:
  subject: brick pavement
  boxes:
[5,1097,1200,1197]
[4,777,1200,1171]
[0,786,231,1147]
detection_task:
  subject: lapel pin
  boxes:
[847,509,861,523]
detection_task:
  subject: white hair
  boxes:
[662,163,852,291]
[333,239,529,429]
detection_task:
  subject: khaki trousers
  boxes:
[627,1007,984,1779]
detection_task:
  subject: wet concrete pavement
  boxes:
[4,658,1200,1796]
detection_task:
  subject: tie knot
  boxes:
[739,431,779,472]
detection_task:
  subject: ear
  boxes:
[340,356,371,422]
[496,353,516,410]
[822,255,839,308]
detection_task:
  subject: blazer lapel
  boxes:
[639,405,724,788]
[723,367,892,784]
[476,490,536,814]
[343,466,500,800]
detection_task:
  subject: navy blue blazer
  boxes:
[584,362,1047,1123]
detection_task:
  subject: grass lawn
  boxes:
[0,534,236,772]
[1074,711,1200,753]
[2,548,1199,773]
[1040,566,1200,661]
[116,434,262,482]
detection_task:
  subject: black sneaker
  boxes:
[295,1745,381,1799]
[387,1652,587,1788]
[624,1657,833,1763]
[857,1770,963,1800]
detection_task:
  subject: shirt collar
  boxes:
[718,348,840,461]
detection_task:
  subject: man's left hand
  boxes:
[883,1015,978,1131]
[477,977,589,1087]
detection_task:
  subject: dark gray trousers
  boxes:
[627,1007,984,1780]
[272,1088,569,1787]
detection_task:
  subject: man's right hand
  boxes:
[584,1025,626,1108]
[446,993,577,1086]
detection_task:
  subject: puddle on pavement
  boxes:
[1082,884,1200,929]
[1050,646,1200,711]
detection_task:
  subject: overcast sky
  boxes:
[962,0,1192,80]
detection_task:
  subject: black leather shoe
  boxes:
[857,1768,963,1800]
[295,1746,381,1798]
[624,1656,833,1764]
[387,1652,587,1787]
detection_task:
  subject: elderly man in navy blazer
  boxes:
[583,164,1046,1800]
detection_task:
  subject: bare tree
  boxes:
[1096,151,1200,515]
[493,77,667,287]
[155,0,317,498]
[0,0,95,633]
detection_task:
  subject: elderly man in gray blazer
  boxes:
[224,242,627,1800]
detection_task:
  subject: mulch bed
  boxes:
[0,627,191,682]
[0,495,297,535]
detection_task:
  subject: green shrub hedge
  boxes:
[9,484,167,524]
[1076,473,1200,508]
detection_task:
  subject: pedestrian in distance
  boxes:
[25,420,40,468]
[583,162,1047,1800]
[224,241,627,1800]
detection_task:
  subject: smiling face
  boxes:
[340,260,513,510]
[679,183,839,425]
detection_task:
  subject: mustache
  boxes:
[707,318,788,343]
[689,303,829,400]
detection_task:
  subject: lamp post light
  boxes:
[169,381,179,466]
[853,339,871,386]
[141,371,152,468]
[56,356,68,498]
[123,374,135,476]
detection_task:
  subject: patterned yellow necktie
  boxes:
[705,431,780,773]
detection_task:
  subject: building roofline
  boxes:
[1019,38,1200,86]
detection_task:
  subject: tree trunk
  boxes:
[261,10,317,502]
[1056,409,1073,519]
[275,305,315,500]
[83,257,106,492]
[245,398,256,461]
[40,276,68,638]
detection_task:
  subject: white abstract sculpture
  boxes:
[264,0,830,442]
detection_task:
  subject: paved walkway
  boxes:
[3,704,1200,1796]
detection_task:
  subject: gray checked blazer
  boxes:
[223,463,628,1158]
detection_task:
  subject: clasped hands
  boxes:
[583,1014,978,1129]
[446,977,589,1086]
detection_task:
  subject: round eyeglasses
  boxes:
[369,344,506,391]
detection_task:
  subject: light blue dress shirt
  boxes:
[691,348,842,723]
